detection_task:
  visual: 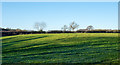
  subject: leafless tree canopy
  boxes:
[34,22,46,31]
[69,21,79,31]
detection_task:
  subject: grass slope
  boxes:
[1,33,119,63]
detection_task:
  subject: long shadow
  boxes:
[2,36,36,44]
[3,36,45,43]
[3,37,117,52]
[2,36,118,63]
[3,37,118,55]
[2,36,48,48]
[56,37,114,43]
[3,44,118,63]
[4,42,49,51]
[4,45,114,60]
[3,37,118,53]
[2,43,84,53]
[56,37,118,45]
[2,41,97,54]
[3,46,89,58]
[2,37,18,41]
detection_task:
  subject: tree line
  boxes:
[34,21,94,32]
[1,21,119,36]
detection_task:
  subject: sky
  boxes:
[2,2,118,31]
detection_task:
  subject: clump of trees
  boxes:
[61,21,79,32]
[86,25,94,31]
[34,22,46,32]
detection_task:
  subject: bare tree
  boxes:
[86,25,94,30]
[69,21,79,31]
[61,25,68,31]
[34,22,46,31]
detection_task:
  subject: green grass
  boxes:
[1,33,119,63]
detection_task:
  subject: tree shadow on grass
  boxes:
[2,36,119,63]
[2,36,36,41]
[2,37,18,41]
[2,43,84,53]
[3,46,116,62]
[3,46,87,58]
[2,36,48,48]
[56,37,101,43]
[3,44,119,63]
[2,42,100,54]
[3,36,118,54]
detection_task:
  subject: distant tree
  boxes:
[86,25,94,31]
[61,25,68,31]
[69,21,79,31]
[34,22,46,31]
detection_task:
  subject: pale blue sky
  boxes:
[2,2,118,31]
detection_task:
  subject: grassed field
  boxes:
[1,33,119,63]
